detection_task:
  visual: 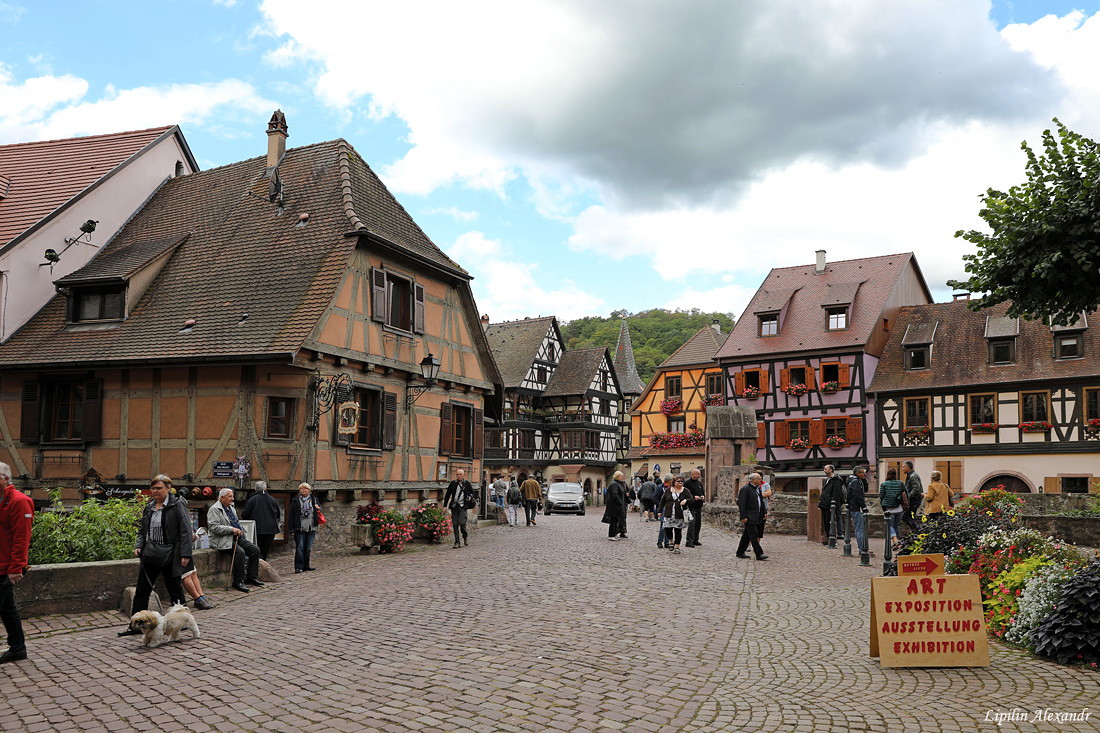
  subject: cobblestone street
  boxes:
[2,513,1097,732]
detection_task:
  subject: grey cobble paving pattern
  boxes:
[1,513,1097,732]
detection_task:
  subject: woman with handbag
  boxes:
[879,469,907,549]
[118,476,192,636]
[923,471,952,519]
[289,482,324,573]
[659,475,691,554]
[603,471,628,541]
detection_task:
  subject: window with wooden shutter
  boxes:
[20,381,40,443]
[760,370,769,393]
[734,371,745,396]
[804,366,817,390]
[774,420,789,446]
[382,391,397,450]
[845,416,863,444]
[934,460,963,491]
[756,421,765,450]
[839,363,850,388]
[809,419,825,445]
[82,380,103,443]
[439,402,453,456]
[1043,477,1060,494]
[370,267,386,323]
[413,281,425,334]
[779,368,790,392]
[473,407,484,458]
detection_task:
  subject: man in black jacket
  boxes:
[846,466,871,555]
[818,465,846,546]
[443,469,474,549]
[736,474,768,560]
[902,461,923,530]
[684,468,706,548]
[241,480,281,560]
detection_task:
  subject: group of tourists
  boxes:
[605,469,706,554]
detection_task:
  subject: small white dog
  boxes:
[129,603,201,648]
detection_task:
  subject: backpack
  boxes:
[507,485,522,504]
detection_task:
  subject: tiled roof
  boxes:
[484,316,557,388]
[660,325,725,369]
[901,321,938,346]
[0,138,453,368]
[613,319,645,395]
[54,233,189,285]
[0,126,184,250]
[715,252,928,360]
[984,314,1019,338]
[867,301,1100,393]
[544,348,613,397]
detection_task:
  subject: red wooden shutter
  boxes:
[845,416,863,444]
[756,422,765,450]
[779,368,790,392]
[810,419,825,445]
[439,402,453,456]
[473,408,484,458]
[82,380,103,442]
[734,371,745,396]
[413,281,425,334]
[382,391,397,450]
[370,267,386,323]
[760,370,769,393]
[839,363,851,388]
[774,420,789,446]
[20,381,40,443]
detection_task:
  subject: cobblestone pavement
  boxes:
[2,512,1097,732]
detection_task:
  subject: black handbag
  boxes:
[141,542,173,566]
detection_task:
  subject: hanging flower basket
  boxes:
[1019,421,1052,433]
[785,383,809,397]
[660,397,683,415]
[821,381,840,394]
[903,426,931,437]
[824,435,847,449]
[970,423,997,434]
[787,436,810,451]
[649,428,705,449]
[741,385,760,399]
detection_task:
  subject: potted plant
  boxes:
[903,425,931,437]
[1086,418,1100,431]
[970,422,997,434]
[703,395,724,407]
[785,383,809,397]
[787,436,810,451]
[660,397,683,415]
[1019,421,1052,433]
[821,380,840,394]
[824,434,846,449]
[741,385,760,399]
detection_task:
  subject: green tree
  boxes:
[948,119,1100,326]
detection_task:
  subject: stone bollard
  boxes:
[827,501,837,548]
[859,508,871,567]
[842,505,852,557]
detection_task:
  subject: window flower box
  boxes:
[903,425,931,437]
[821,381,840,394]
[970,423,997,434]
[702,395,724,407]
[1019,421,1052,433]
[824,435,847,449]
[1086,418,1100,431]
[741,386,760,399]
[787,436,810,451]
[784,383,809,397]
[649,428,705,449]
[660,397,683,416]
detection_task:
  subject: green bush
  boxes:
[1033,558,1100,666]
[29,489,144,565]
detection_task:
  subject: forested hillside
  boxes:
[560,309,735,385]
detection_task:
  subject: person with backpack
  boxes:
[505,478,523,526]
[443,469,475,548]
[879,468,907,549]
[638,477,657,521]
[818,465,846,546]
[902,461,923,530]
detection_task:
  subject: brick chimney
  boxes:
[710,318,721,334]
[266,110,288,168]
[815,249,826,274]
[480,313,490,330]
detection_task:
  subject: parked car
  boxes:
[543,482,585,515]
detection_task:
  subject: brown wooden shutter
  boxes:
[949,461,962,490]
[933,460,948,484]
[20,381,40,443]
[756,422,765,450]
[439,402,453,456]
[370,267,386,323]
[774,420,789,446]
[734,371,745,396]
[413,281,425,334]
[382,391,397,450]
[845,416,863,444]
[760,370,769,393]
[779,368,790,391]
[473,407,484,458]
[839,363,851,388]
[82,380,103,443]
[1043,477,1060,494]
[805,366,817,390]
[810,419,825,445]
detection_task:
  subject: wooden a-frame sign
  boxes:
[870,573,990,668]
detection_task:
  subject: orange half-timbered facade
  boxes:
[0,113,502,548]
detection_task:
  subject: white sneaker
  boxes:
[608,536,619,541]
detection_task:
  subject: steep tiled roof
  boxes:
[660,325,725,369]
[484,316,557,388]
[544,348,614,397]
[613,319,645,395]
[0,126,186,250]
[867,301,1100,393]
[715,252,929,360]
[0,138,451,368]
[54,233,188,285]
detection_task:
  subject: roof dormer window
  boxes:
[72,288,124,322]
[826,306,848,331]
[759,313,779,337]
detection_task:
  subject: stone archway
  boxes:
[978,473,1034,493]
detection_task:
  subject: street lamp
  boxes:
[406,353,441,410]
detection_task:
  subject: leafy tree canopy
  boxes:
[560,308,735,384]
[948,119,1100,326]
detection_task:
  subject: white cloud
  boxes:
[427,207,479,223]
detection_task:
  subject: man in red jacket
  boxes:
[0,462,33,663]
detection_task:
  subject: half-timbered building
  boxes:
[0,112,502,548]
[628,322,726,480]
[868,299,1100,494]
[714,251,933,491]
[613,318,645,463]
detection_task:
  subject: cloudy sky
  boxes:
[2,0,1098,322]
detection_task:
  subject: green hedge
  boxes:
[29,489,144,564]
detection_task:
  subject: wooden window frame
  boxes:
[1055,334,1082,360]
[787,419,810,442]
[668,416,686,434]
[265,396,294,440]
[705,372,723,397]
[1085,387,1100,422]
[28,378,104,446]
[1059,475,1092,494]
[1019,390,1050,423]
[968,393,997,427]
[823,418,846,438]
[904,346,929,371]
[903,397,930,429]
[825,306,848,331]
[665,375,682,399]
[989,338,1016,365]
[758,313,779,337]
[71,288,125,323]
[370,266,425,335]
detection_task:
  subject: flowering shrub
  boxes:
[960,487,1023,520]
[903,425,931,436]
[741,385,760,399]
[408,502,451,543]
[1019,420,1052,432]
[370,508,414,553]
[784,383,809,396]
[1007,561,1087,647]
[660,397,683,415]
[824,434,846,449]
[702,395,724,407]
[355,501,383,524]
[787,436,810,451]
[820,380,840,393]
[970,422,997,433]
[649,428,704,449]
[984,555,1050,638]
[1032,558,1100,665]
